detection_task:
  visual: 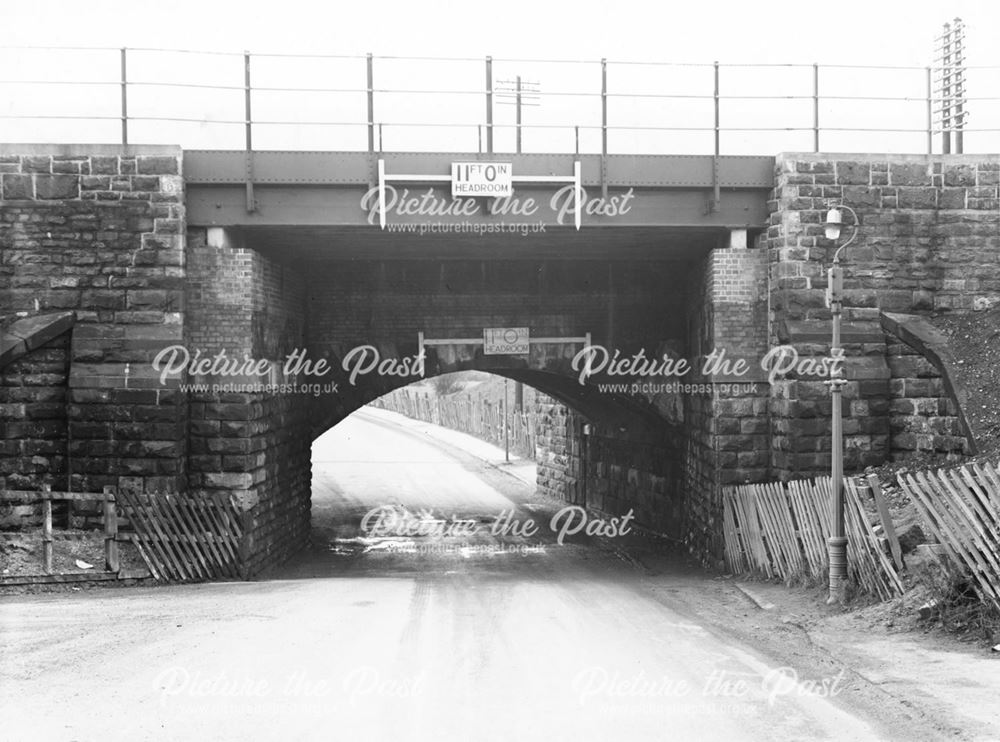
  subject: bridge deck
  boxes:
[184,151,775,233]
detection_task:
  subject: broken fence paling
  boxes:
[897,461,1000,610]
[114,490,245,581]
[723,476,904,600]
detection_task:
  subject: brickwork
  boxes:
[185,229,256,355]
[186,229,307,360]
[681,244,771,563]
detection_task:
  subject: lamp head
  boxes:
[825,208,844,240]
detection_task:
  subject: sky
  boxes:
[4,0,996,64]
[2,0,998,154]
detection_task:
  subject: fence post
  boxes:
[42,484,53,574]
[238,508,253,581]
[103,485,119,573]
[120,48,128,145]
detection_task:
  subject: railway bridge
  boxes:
[1,144,997,571]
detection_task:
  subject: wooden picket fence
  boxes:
[897,461,1000,609]
[723,475,904,600]
[114,490,245,582]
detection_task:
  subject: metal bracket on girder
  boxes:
[378,159,584,230]
[707,155,721,214]
[244,150,256,213]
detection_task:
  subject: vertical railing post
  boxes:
[104,485,119,573]
[711,61,721,213]
[926,67,934,155]
[813,63,820,153]
[485,56,494,154]
[243,51,255,212]
[515,75,522,154]
[120,48,128,145]
[601,58,608,199]
[42,484,53,574]
[366,53,375,153]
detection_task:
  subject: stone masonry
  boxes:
[765,153,999,480]
[0,145,187,498]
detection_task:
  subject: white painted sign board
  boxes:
[484,327,530,355]
[452,162,513,198]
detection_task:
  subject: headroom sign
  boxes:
[484,327,529,355]
[451,162,512,198]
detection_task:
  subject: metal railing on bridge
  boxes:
[1,46,998,156]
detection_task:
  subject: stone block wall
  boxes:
[534,394,687,543]
[766,153,997,478]
[535,398,584,506]
[886,337,968,461]
[768,322,891,479]
[0,332,70,520]
[767,153,1000,337]
[583,425,684,540]
[768,153,1000,330]
[881,319,971,462]
[0,145,188,496]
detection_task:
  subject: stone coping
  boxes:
[777,152,1000,164]
[0,143,181,156]
[0,312,75,369]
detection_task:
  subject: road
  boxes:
[0,408,956,741]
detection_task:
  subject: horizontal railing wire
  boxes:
[0,45,995,154]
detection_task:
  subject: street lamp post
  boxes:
[824,205,858,605]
